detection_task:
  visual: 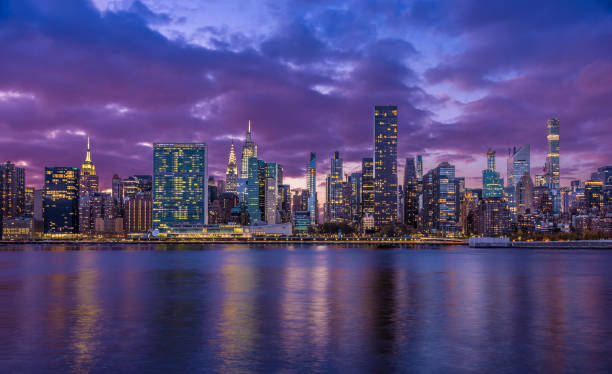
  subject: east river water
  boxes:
[0,244,610,373]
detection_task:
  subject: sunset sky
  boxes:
[1,0,611,192]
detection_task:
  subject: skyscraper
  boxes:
[349,172,362,222]
[507,145,531,188]
[416,155,423,181]
[247,157,266,223]
[482,149,503,198]
[0,161,25,239]
[240,120,258,179]
[361,157,374,218]
[225,142,238,194]
[327,151,344,223]
[545,118,560,189]
[516,173,534,215]
[43,167,79,234]
[404,157,419,228]
[0,161,25,220]
[78,137,99,235]
[421,162,456,233]
[152,143,208,234]
[545,118,561,214]
[373,105,398,228]
[506,145,530,220]
[265,162,279,224]
[307,152,317,225]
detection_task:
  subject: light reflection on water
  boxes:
[0,244,611,373]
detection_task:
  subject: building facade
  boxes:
[152,143,208,234]
[43,167,80,234]
[373,105,398,228]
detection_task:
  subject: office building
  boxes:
[307,152,318,225]
[516,173,534,215]
[0,161,26,221]
[124,192,152,233]
[483,149,503,198]
[265,162,279,224]
[152,143,208,234]
[422,162,456,233]
[404,157,419,228]
[247,157,267,223]
[327,151,344,223]
[476,198,510,236]
[225,142,238,194]
[43,167,80,234]
[361,157,374,218]
[373,105,398,227]
[240,120,258,178]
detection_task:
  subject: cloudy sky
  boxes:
[1,0,611,192]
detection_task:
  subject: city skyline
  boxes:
[1,0,611,192]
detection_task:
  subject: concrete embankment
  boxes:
[470,237,612,249]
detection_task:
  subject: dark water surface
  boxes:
[0,244,611,373]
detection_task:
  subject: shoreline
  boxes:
[1,239,612,249]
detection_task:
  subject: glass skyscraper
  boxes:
[545,118,560,188]
[43,167,80,234]
[247,157,266,223]
[482,150,503,198]
[506,145,530,220]
[307,152,317,225]
[328,151,344,223]
[153,143,208,234]
[404,157,419,228]
[373,105,398,228]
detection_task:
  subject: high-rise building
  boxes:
[265,162,279,224]
[535,174,546,187]
[307,152,317,225]
[247,157,267,223]
[43,167,79,235]
[483,149,503,198]
[240,120,258,178]
[506,145,530,220]
[277,184,292,223]
[416,155,423,181]
[121,175,152,200]
[422,162,456,233]
[124,192,152,233]
[460,189,481,235]
[545,118,560,189]
[584,181,604,210]
[0,161,25,239]
[152,143,208,234]
[0,161,25,220]
[545,118,561,213]
[361,157,374,218]
[349,173,362,222]
[403,157,419,228]
[507,145,531,187]
[476,198,510,236]
[327,151,344,223]
[373,105,398,228]
[24,187,34,218]
[225,142,238,194]
[516,173,534,215]
[78,137,99,235]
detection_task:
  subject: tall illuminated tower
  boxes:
[328,151,344,223]
[240,120,258,178]
[153,143,208,234]
[225,142,238,194]
[78,137,99,235]
[545,118,560,188]
[307,152,317,224]
[373,105,398,228]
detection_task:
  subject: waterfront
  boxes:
[1,244,611,373]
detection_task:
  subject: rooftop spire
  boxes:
[85,136,92,163]
[248,119,251,133]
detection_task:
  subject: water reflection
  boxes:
[0,246,610,373]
